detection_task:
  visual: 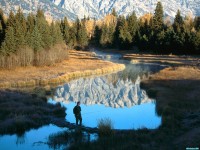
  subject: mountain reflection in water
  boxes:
[51,63,164,129]
[54,76,152,108]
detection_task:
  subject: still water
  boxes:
[52,63,165,129]
[0,51,167,150]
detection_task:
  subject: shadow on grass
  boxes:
[0,89,66,135]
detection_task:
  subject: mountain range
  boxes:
[0,0,200,20]
[51,0,200,19]
[0,0,77,20]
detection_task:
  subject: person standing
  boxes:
[73,101,82,126]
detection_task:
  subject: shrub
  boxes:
[97,118,114,137]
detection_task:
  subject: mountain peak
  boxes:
[0,0,77,20]
[51,0,200,19]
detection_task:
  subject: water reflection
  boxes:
[51,63,164,129]
[54,76,151,108]
[0,124,64,150]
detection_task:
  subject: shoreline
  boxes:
[0,50,125,88]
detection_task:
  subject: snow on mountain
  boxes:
[54,76,152,108]
[0,0,77,20]
[51,0,200,19]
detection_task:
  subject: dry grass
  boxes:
[0,50,125,88]
[149,66,200,80]
[141,66,200,147]
[124,53,200,66]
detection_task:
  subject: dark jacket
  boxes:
[74,105,81,116]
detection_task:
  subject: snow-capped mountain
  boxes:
[0,0,77,20]
[54,76,152,108]
[1,0,199,21]
[51,0,200,19]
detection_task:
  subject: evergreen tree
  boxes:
[100,24,109,47]
[14,7,27,46]
[118,16,132,49]
[92,25,101,46]
[163,26,175,52]
[75,18,88,48]
[36,9,52,48]
[194,16,200,31]
[50,21,63,45]
[173,10,184,33]
[0,26,16,54]
[127,12,138,43]
[60,17,70,45]
[26,13,36,47]
[152,1,164,32]
[0,8,6,46]
[69,25,77,47]
[27,13,35,34]
[192,30,200,53]
[30,25,43,51]
[6,11,15,28]
[111,8,117,17]
[172,10,186,52]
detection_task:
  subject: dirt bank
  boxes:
[0,50,125,88]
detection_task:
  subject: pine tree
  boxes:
[14,7,27,46]
[75,18,88,48]
[118,16,132,49]
[0,8,6,27]
[92,25,101,46]
[27,13,35,34]
[69,26,77,47]
[111,8,117,17]
[0,8,6,46]
[30,25,43,51]
[36,9,52,48]
[127,12,138,43]
[60,17,70,45]
[6,11,15,28]
[173,10,184,33]
[192,30,200,53]
[194,16,200,31]
[1,26,16,54]
[51,21,63,45]
[152,1,164,32]
[100,24,109,47]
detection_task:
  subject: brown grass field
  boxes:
[0,50,125,88]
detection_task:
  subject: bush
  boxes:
[97,118,114,137]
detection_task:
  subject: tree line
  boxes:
[0,2,200,69]
[92,2,200,54]
[0,8,68,69]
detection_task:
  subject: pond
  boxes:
[0,50,167,150]
[51,62,166,130]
